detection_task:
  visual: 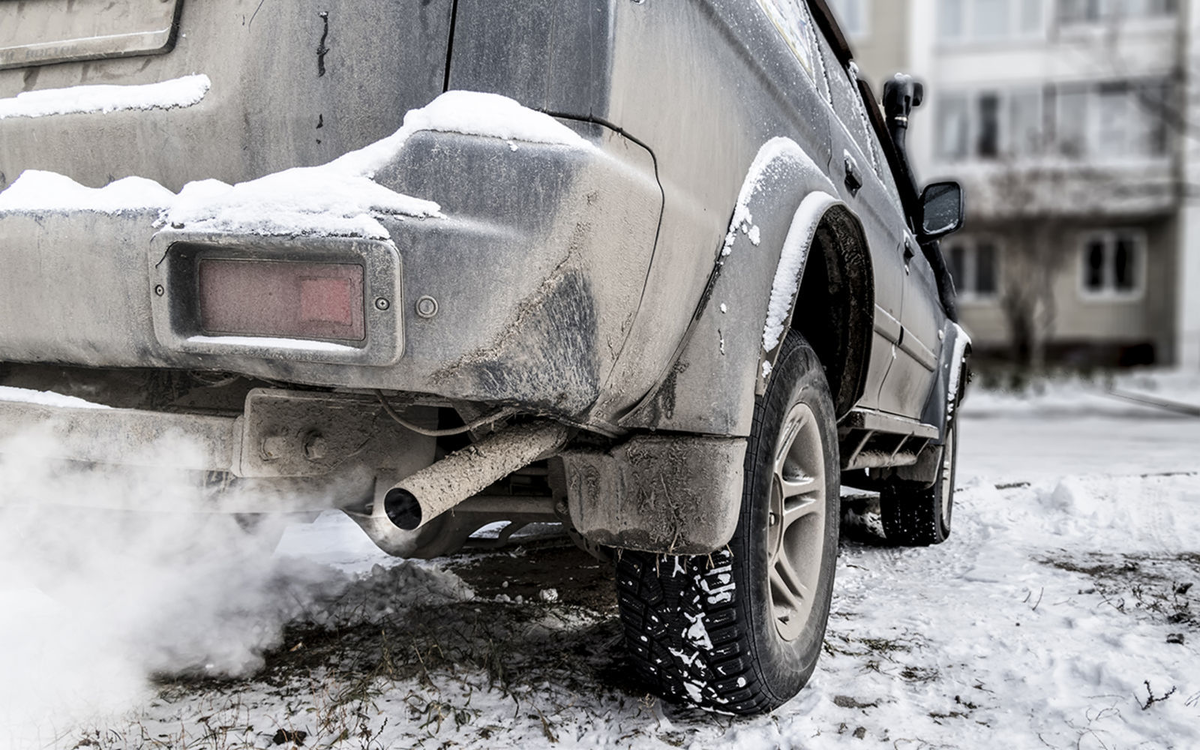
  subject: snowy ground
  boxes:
[1,374,1198,749]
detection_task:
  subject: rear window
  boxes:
[756,0,820,82]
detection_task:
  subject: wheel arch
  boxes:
[768,202,875,420]
[618,137,876,436]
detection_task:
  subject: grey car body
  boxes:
[0,0,968,713]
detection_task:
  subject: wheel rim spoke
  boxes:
[769,566,808,626]
[782,495,820,527]
[771,550,812,605]
[778,474,820,502]
[774,410,806,468]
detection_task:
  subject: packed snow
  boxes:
[722,137,833,258]
[0,90,590,240]
[0,374,1197,750]
[0,172,174,213]
[0,75,210,121]
[761,192,837,352]
[329,89,591,179]
[944,325,972,416]
[715,137,850,355]
[0,386,112,410]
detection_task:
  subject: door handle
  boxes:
[843,152,862,196]
[903,240,915,274]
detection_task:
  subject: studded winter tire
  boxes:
[615,332,840,715]
[879,398,960,547]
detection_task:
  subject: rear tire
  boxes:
[616,332,840,715]
[879,417,958,546]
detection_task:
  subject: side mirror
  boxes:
[919,181,965,240]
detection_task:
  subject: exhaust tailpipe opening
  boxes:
[384,487,423,531]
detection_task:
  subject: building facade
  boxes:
[828,0,911,89]
[832,0,1200,369]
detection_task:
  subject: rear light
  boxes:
[150,235,403,366]
[198,260,366,342]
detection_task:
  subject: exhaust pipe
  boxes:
[383,420,571,531]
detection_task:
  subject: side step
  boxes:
[837,408,939,471]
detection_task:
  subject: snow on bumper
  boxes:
[0,92,662,421]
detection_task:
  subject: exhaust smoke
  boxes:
[0,427,349,748]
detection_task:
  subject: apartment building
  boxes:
[831,0,1200,369]
[827,0,910,89]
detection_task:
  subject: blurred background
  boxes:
[827,0,1200,381]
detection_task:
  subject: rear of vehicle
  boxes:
[0,0,966,716]
[0,0,670,538]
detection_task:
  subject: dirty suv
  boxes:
[0,0,968,714]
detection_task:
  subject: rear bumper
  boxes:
[0,107,662,425]
[0,388,747,556]
[0,387,436,513]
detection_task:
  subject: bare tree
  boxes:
[986,164,1068,371]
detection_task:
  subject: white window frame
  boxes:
[1008,87,1045,156]
[938,0,1047,44]
[1077,228,1147,301]
[935,79,1170,165]
[946,236,1003,302]
[936,89,1028,164]
[1054,79,1172,163]
[1058,0,1177,28]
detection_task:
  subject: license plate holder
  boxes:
[0,0,183,71]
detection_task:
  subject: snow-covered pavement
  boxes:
[1,377,1197,749]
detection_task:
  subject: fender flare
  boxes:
[619,137,874,437]
[926,321,972,434]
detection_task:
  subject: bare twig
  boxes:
[1140,681,1177,710]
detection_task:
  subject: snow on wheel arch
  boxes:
[761,191,843,354]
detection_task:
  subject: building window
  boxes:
[977,93,1002,157]
[1058,0,1176,26]
[975,0,1011,38]
[937,93,971,160]
[940,0,966,38]
[936,79,1169,163]
[939,0,1045,41]
[1080,230,1142,297]
[1056,88,1089,158]
[1008,88,1044,155]
[946,239,1001,300]
[1055,80,1170,159]
[937,88,1045,161]
[828,0,870,38]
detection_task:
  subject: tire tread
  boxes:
[616,549,773,714]
[615,333,837,716]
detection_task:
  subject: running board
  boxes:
[837,408,939,471]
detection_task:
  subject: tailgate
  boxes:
[0,0,455,192]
